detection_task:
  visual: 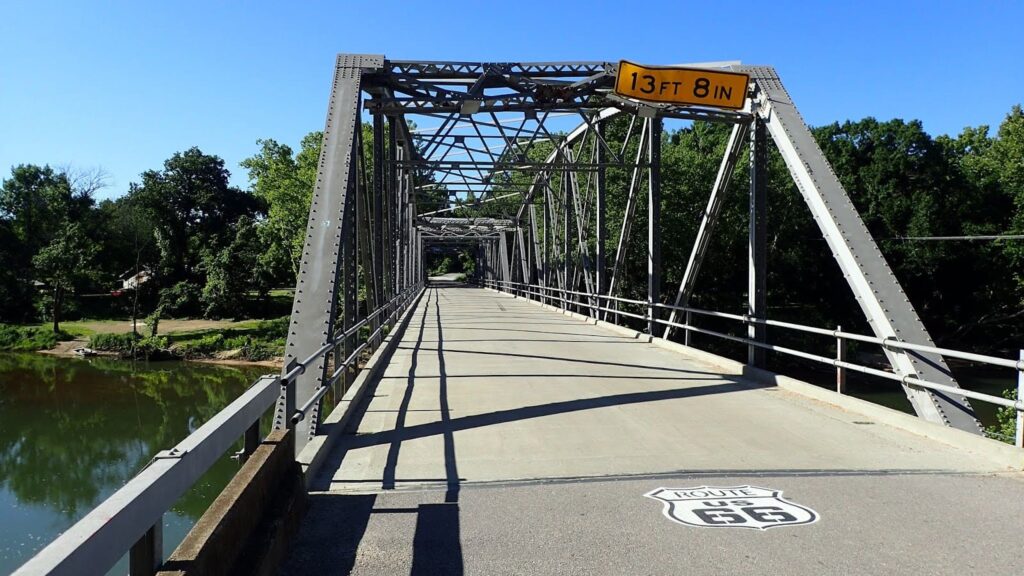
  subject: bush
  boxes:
[144,307,162,338]
[240,340,277,361]
[0,325,70,351]
[88,332,175,360]
[89,332,139,352]
[159,282,202,317]
[429,256,452,276]
[136,336,172,358]
[985,387,1020,443]
[174,333,225,358]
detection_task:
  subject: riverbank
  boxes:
[1,317,287,369]
[39,337,284,369]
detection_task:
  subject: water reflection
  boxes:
[0,353,269,573]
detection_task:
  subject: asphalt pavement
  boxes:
[280,283,1024,575]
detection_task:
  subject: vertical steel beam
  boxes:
[394,140,406,293]
[565,170,573,307]
[562,174,571,309]
[343,188,357,390]
[595,121,607,315]
[566,149,596,307]
[836,326,848,394]
[663,123,746,337]
[517,227,529,290]
[530,203,542,287]
[606,118,648,304]
[1016,350,1023,448]
[492,238,499,285]
[488,239,494,282]
[387,116,399,300]
[403,147,411,292]
[413,230,420,283]
[543,175,550,304]
[499,232,511,287]
[481,240,487,282]
[748,116,767,367]
[372,113,385,343]
[647,118,662,335]
[277,54,381,454]
[357,150,376,311]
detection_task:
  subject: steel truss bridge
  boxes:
[18,55,1024,576]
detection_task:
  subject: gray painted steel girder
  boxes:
[742,65,981,433]
[275,54,384,454]
[286,55,979,444]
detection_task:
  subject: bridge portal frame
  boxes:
[277,54,983,459]
[22,53,1016,576]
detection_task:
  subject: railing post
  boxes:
[836,325,847,394]
[234,419,261,465]
[684,310,692,347]
[128,517,162,576]
[1016,350,1023,448]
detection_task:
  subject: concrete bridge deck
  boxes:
[281,283,1024,575]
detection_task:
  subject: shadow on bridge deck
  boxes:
[281,284,1024,576]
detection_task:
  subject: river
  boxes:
[0,353,271,575]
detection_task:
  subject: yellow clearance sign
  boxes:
[614,61,750,110]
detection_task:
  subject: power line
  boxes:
[888,234,1024,241]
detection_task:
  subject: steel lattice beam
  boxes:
[743,65,980,433]
[283,54,981,451]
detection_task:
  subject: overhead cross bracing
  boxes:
[364,60,749,222]
[419,217,514,240]
[277,54,984,460]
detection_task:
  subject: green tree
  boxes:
[240,133,321,283]
[0,165,103,323]
[201,216,271,318]
[984,106,1024,301]
[0,220,33,320]
[95,196,159,332]
[131,148,263,316]
[32,222,98,332]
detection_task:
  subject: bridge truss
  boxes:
[277,53,983,455]
[28,52,1024,576]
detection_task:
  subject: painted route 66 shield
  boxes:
[645,486,819,530]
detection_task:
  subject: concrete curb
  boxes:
[297,287,426,486]
[158,429,305,576]
[487,287,1024,471]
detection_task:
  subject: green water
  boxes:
[0,353,271,575]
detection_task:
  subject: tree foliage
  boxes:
[240,133,321,279]
[0,107,1021,355]
[129,147,263,315]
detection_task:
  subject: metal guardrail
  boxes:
[482,279,1024,447]
[13,376,280,576]
[15,282,424,576]
[293,284,423,424]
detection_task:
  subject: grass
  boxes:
[3,316,289,362]
[0,324,74,351]
[163,317,288,361]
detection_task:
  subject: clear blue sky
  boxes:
[1,0,1021,200]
